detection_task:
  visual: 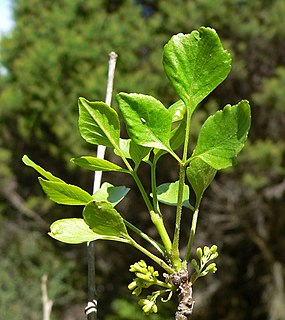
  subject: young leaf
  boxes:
[115,139,151,166]
[168,100,186,122]
[39,178,93,205]
[49,218,103,244]
[78,97,120,149]
[154,121,186,159]
[49,218,130,244]
[163,27,232,112]
[186,158,217,202]
[190,100,251,170]
[22,155,63,182]
[129,140,151,165]
[83,201,129,239]
[170,120,186,150]
[117,93,172,151]
[92,182,130,207]
[154,181,192,209]
[71,156,128,173]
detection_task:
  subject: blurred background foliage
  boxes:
[0,0,285,319]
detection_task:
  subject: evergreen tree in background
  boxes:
[0,0,285,319]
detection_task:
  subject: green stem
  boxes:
[151,157,160,214]
[131,170,153,213]
[131,171,172,255]
[182,107,192,161]
[129,238,175,274]
[190,271,200,284]
[115,148,172,254]
[171,163,186,269]
[171,103,193,269]
[184,201,200,262]
[124,219,166,257]
[114,147,134,172]
[150,210,172,255]
[154,280,173,289]
[168,149,183,163]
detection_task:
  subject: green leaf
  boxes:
[22,155,63,182]
[191,100,251,170]
[115,139,151,166]
[117,93,172,151]
[186,158,217,201]
[71,156,128,173]
[129,140,151,165]
[49,218,129,244]
[83,201,129,239]
[170,120,186,150]
[154,181,192,209]
[39,178,93,205]
[153,120,186,159]
[49,218,102,244]
[92,182,130,207]
[78,97,120,148]
[168,100,186,122]
[163,27,232,112]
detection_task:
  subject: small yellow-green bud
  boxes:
[130,260,148,273]
[138,299,148,306]
[142,300,154,313]
[205,263,217,273]
[138,260,147,268]
[197,247,203,259]
[210,245,218,253]
[210,252,219,260]
[132,287,142,296]
[128,281,137,291]
[148,266,155,274]
[152,304,158,313]
[136,272,150,281]
[203,246,210,256]
[152,270,159,277]
[191,258,199,270]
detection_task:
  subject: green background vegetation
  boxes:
[0,0,284,319]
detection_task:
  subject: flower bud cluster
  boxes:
[128,260,173,314]
[190,245,219,283]
[138,296,158,314]
[128,260,160,296]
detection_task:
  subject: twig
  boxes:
[85,51,118,320]
[2,179,48,228]
[41,274,53,320]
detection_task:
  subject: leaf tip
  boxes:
[22,154,29,164]
[48,231,55,239]
[78,96,87,103]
